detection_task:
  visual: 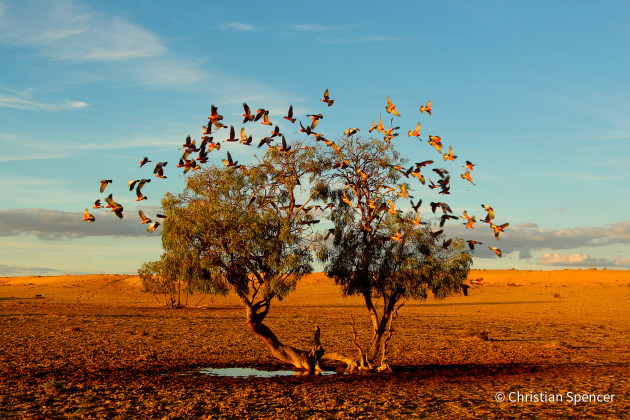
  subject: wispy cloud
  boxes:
[0,93,87,111]
[220,22,256,31]
[0,0,205,88]
[314,35,405,44]
[289,24,347,32]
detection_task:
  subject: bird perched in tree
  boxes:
[321,89,334,106]
[99,179,112,193]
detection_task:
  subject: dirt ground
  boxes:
[1,269,629,419]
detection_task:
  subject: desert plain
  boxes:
[0,269,629,419]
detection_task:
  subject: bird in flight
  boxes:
[81,209,95,223]
[321,89,334,106]
[154,162,167,178]
[420,100,432,115]
[490,222,509,240]
[138,210,152,225]
[428,135,442,153]
[139,157,151,168]
[489,246,502,257]
[242,103,255,123]
[461,171,475,185]
[344,128,360,136]
[466,240,482,250]
[93,199,103,209]
[385,97,400,117]
[284,105,296,123]
[408,122,421,138]
[99,179,112,193]
[443,145,457,161]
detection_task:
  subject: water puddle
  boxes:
[199,367,339,378]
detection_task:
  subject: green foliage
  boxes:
[152,147,318,306]
[316,135,471,301]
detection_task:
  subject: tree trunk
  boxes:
[244,305,319,371]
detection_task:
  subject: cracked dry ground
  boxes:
[0,270,629,419]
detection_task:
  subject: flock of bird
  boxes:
[81,89,508,257]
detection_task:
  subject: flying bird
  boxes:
[428,135,442,153]
[222,151,238,168]
[138,210,152,224]
[443,145,457,161]
[344,128,360,136]
[154,162,168,178]
[461,171,475,185]
[466,240,482,250]
[464,161,475,171]
[490,222,509,240]
[93,200,103,209]
[81,209,95,223]
[284,105,296,123]
[99,179,112,193]
[385,97,400,117]
[242,103,255,123]
[321,89,334,106]
[139,157,151,168]
[420,100,432,115]
[489,246,502,257]
[408,122,421,138]
[147,221,161,233]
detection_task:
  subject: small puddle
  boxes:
[199,367,339,378]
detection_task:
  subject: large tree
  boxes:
[315,135,472,369]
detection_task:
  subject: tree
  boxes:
[315,135,472,370]
[123,94,504,373]
[150,145,337,371]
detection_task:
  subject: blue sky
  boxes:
[1,0,629,275]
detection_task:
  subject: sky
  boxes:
[1,0,629,276]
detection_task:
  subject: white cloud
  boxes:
[289,24,345,32]
[0,0,205,88]
[0,94,87,111]
[220,22,256,31]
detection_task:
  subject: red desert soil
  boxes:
[1,269,629,418]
